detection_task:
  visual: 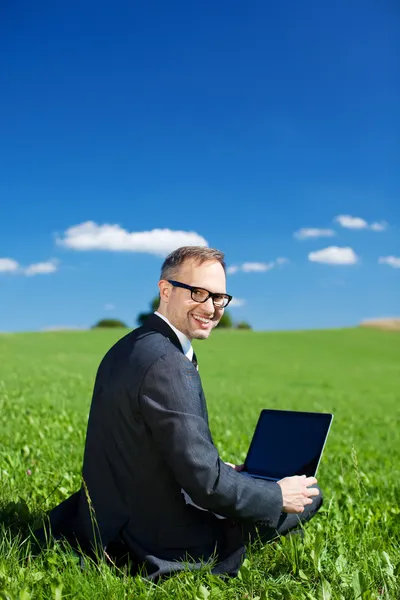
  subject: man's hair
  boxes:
[160,246,226,281]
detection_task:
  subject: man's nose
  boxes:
[202,296,215,313]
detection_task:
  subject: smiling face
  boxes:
[158,258,227,340]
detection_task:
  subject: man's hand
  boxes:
[277,475,319,514]
[225,462,244,471]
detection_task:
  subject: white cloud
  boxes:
[0,258,19,273]
[334,215,368,229]
[229,298,246,307]
[308,246,358,265]
[24,260,58,276]
[334,215,387,231]
[378,256,400,269]
[56,221,208,257]
[227,257,289,275]
[227,265,239,275]
[242,262,274,272]
[0,257,58,276]
[370,221,388,232]
[104,303,115,310]
[294,228,336,240]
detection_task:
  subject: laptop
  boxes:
[241,409,333,482]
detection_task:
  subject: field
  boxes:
[0,327,399,599]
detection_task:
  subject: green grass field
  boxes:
[1,328,399,599]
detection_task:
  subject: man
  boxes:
[38,246,322,579]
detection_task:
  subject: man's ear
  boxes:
[158,280,170,304]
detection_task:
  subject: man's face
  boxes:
[160,259,227,340]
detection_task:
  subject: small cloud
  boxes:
[56,221,208,257]
[334,215,368,229]
[104,303,115,310]
[242,262,274,272]
[227,258,289,274]
[334,215,388,231]
[294,228,336,240]
[229,298,246,307]
[309,246,358,265]
[24,259,58,276]
[370,221,388,232]
[378,256,400,269]
[0,258,19,273]
[227,265,239,275]
[0,257,58,276]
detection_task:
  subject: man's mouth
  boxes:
[191,313,212,327]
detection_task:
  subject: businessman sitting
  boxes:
[39,246,322,579]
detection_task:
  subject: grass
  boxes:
[0,327,399,599]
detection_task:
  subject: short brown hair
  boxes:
[160,246,226,280]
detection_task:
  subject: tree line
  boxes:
[93,296,251,330]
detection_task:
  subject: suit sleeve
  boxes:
[139,351,283,528]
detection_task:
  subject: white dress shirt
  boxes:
[154,311,194,362]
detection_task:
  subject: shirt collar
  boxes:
[154,311,193,361]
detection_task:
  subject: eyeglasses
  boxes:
[168,280,232,308]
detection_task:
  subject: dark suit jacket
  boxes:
[38,314,283,578]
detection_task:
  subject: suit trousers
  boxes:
[68,485,323,580]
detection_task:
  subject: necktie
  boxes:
[192,352,198,369]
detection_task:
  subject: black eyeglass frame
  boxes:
[167,280,233,308]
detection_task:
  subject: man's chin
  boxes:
[191,328,212,340]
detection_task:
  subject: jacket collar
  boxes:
[143,313,183,353]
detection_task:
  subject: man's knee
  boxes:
[310,484,323,513]
[295,483,323,528]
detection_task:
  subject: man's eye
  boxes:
[192,290,209,301]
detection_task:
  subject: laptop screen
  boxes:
[244,409,333,480]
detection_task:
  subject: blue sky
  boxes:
[0,0,398,332]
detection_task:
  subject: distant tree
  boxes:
[136,312,150,327]
[137,295,160,327]
[236,321,252,330]
[92,318,128,329]
[137,296,236,330]
[151,296,160,312]
[216,311,233,329]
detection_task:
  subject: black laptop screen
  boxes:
[244,409,333,479]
